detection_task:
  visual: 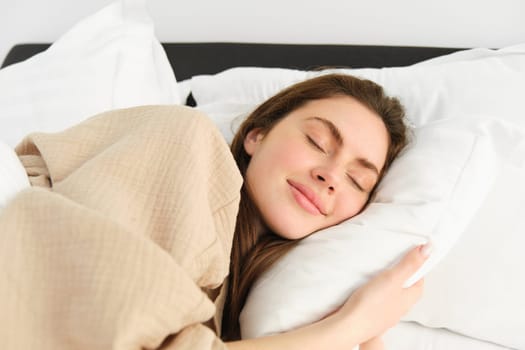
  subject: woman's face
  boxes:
[243,95,389,239]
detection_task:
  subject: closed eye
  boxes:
[347,173,364,192]
[306,135,326,153]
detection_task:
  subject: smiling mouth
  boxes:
[287,180,326,216]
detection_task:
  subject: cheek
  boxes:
[260,139,313,172]
[333,191,369,222]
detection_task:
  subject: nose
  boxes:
[312,166,339,192]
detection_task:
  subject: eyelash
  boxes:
[306,135,365,192]
[306,135,325,153]
[347,173,365,192]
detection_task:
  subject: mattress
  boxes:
[385,322,514,350]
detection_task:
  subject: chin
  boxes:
[262,209,315,240]
[270,224,311,240]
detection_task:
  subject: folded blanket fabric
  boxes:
[0,105,243,350]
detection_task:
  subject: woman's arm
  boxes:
[226,313,359,350]
[360,336,385,350]
[226,244,428,350]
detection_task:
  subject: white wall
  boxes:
[1,0,524,64]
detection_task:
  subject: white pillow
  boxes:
[195,102,255,144]
[0,0,180,148]
[0,141,30,210]
[190,44,525,129]
[405,137,525,349]
[192,67,306,106]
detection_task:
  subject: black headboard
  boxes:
[2,43,464,81]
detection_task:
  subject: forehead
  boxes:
[282,96,389,169]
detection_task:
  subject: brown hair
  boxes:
[221,73,408,340]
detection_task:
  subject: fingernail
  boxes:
[419,243,433,258]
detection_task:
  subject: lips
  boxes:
[287,180,326,216]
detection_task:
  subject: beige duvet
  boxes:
[0,105,243,350]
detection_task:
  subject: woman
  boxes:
[221,73,427,349]
[0,74,426,350]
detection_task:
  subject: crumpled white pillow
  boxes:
[0,0,180,148]
[0,141,30,210]
[239,117,525,347]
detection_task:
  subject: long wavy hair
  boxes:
[221,73,408,340]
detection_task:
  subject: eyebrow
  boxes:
[356,158,380,177]
[308,116,380,177]
[308,116,343,146]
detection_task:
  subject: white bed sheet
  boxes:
[384,321,514,350]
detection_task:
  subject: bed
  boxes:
[1,1,524,350]
[2,42,464,80]
[1,42,465,111]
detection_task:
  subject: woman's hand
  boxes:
[226,245,430,350]
[334,244,430,345]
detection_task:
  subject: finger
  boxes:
[397,274,425,303]
[412,276,425,290]
[393,244,431,280]
[405,277,425,299]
